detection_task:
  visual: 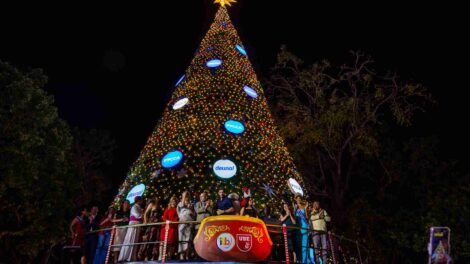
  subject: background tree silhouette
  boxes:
[266,49,469,262]
[266,47,434,225]
[0,61,77,262]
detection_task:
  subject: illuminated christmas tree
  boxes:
[113,1,305,210]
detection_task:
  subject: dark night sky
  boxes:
[1,1,468,193]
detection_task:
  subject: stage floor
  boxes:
[120,260,286,264]
[123,262,259,264]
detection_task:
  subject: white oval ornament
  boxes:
[126,183,146,204]
[287,178,304,196]
[213,159,237,179]
[206,59,222,68]
[243,85,258,98]
[172,97,189,110]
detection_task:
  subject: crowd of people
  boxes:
[68,189,331,263]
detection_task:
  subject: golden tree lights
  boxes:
[113,6,305,212]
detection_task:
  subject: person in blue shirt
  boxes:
[215,189,234,215]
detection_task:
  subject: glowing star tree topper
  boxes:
[214,0,237,7]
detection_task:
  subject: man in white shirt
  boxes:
[310,201,331,263]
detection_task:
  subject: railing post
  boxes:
[328,231,337,264]
[282,224,290,264]
[356,240,363,264]
[162,220,170,264]
[104,226,116,264]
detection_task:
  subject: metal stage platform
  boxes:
[122,262,261,264]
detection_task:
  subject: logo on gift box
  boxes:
[216,233,235,252]
[236,234,253,252]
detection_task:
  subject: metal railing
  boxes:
[65,220,368,264]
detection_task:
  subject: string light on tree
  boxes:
[112,0,305,210]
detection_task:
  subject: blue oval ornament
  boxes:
[161,150,183,168]
[236,44,247,56]
[224,120,245,134]
[175,75,185,86]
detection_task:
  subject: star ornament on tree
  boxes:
[261,183,277,198]
[214,0,237,7]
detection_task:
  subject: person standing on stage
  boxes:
[195,191,213,230]
[215,189,234,215]
[240,197,258,218]
[310,201,331,263]
[177,191,195,260]
[159,196,179,261]
[294,195,310,264]
[119,196,143,262]
[112,200,130,263]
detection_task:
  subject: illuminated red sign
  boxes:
[194,215,273,262]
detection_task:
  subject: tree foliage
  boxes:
[265,47,434,224]
[266,48,469,262]
[0,61,79,262]
[72,127,115,207]
[349,137,470,262]
[0,61,116,263]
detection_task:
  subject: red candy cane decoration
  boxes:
[162,220,170,264]
[104,225,116,264]
[282,224,290,264]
